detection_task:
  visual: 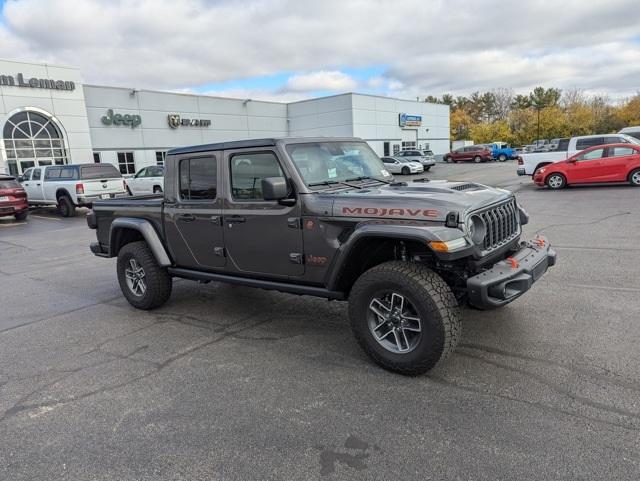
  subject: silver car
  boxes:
[396,150,436,170]
[380,156,424,175]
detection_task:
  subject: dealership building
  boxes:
[0,58,450,176]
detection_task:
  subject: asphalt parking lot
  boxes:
[1,161,639,481]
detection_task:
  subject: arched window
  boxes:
[2,110,68,175]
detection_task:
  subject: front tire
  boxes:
[629,169,640,186]
[424,166,431,172]
[57,195,76,217]
[498,154,507,162]
[14,210,28,221]
[546,173,566,190]
[401,167,410,175]
[348,261,460,375]
[445,156,454,163]
[117,241,172,310]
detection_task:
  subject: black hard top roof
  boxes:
[167,136,364,156]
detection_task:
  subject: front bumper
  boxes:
[467,236,556,309]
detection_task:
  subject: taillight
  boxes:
[517,157,523,165]
[76,183,84,194]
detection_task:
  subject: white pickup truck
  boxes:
[20,163,126,217]
[124,165,164,195]
[517,134,640,176]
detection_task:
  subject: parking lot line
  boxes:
[30,215,64,221]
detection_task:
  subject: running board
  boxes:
[167,267,346,300]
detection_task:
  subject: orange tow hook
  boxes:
[506,257,519,269]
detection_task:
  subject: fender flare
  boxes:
[109,217,172,267]
[325,223,467,291]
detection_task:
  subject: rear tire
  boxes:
[153,186,163,194]
[546,173,566,190]
[401,167,410,175]
[348,261,460,375]
[117,241,172,310]
[498,154,507,162]
[629,169,640,186]
[424,166,431,172]
[14,210,28,221]
[57,195,76,217]
[474,156,482,163]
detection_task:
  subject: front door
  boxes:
[24,167,43,201]
[569,147,606,183]
[163,155,226,270]
[223,149,304,278]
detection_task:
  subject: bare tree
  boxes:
[491,88,514,120]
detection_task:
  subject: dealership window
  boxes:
[179,157,217,200]
[230,152,284,201]
[401,141,417,150]
[93,152,101,163]
[156,151,166,166]
[383,142,390,156]
[2,110,69,175]
[117,152,135,174]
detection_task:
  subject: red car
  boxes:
[0,174,29,220]
[533,143,640,189]
[444,145,493,163]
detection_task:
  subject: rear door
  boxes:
[604,146,639,181]
[80,164,124,197]
[222,148,304,278]
[163,154,226,270]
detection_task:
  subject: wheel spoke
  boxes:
[392,329,405,352]
[369,298,391,319]
[400,328,410,350]
[390,293,404,312]
[377,328,394,341]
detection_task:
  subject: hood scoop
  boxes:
[449,183,481,191]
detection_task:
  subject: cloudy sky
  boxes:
[1,0,639,102]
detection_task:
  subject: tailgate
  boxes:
[82,178,125,196]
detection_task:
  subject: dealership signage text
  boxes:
[101,109,142,128]
[168,114,211,128]
[0,73,75,91]
[399,113,422,128]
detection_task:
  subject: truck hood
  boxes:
[328,180,513,222]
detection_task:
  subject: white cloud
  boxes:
[284,71,357,92]
[0,0,638,100]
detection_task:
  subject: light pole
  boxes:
[536,106,541,143]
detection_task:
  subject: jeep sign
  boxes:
[101,109,142,128]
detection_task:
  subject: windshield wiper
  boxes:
[307,180,341,187]
[344,175,390,184]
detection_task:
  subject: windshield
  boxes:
[285,141,391,186]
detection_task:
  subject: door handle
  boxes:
[36,183,41,186]
[178,214,196,222]
[226,216,246,224]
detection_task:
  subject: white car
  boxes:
[381,156,424,175]
[20,163,126,217]
[395,150,436,170]
[124,166,165,195]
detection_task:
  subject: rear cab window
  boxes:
[179,157,217,201]
[80,164,122,180]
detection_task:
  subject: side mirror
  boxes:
[17,175,24,182]
[261,176,289,201]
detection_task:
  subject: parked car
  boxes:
[483,142,516,162]
[19,163,126,217]
[533,143,640,189]
[444,145,493,163]
[0,174,29,220]
[124,165,165,195]
[395,150,436,170]
[517,134,640,176]
[380,156,424,175]
[87,137,555,375]
[619,126,640,141]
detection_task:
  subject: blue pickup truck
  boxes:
[483,142,517,162]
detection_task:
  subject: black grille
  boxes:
[450,183,477,191]
[475,200,520,251]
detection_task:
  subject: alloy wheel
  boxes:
[125,258,147,296]
[367,292,422,354]
[631,171,640,185]
[548,174,564,189]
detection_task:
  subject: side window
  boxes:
[22,168,32,181]
[610,147,636,158]
[32,168,42,181]
[576,137,604,150]
[230,152,284,201]
[604,136,625,145]
[136,168,147,178]
[59,167,77,180]
[148,166,163,177]
[45,167,62,180]
[577,148,605,161]
[179,157,217,201]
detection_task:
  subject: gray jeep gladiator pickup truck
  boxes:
[87,137,556,375]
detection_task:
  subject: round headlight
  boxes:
[467,214,486,245]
